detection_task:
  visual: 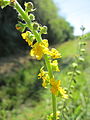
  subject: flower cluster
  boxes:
[21,31,35,46]
[38,67,68,98]
[21,31,61,60]
[47,111,60,120]
[38,67,49,88]
[19,2,67,99]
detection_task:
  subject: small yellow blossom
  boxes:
[59,87,68,99]
[21,31,33,46]
[41,39,49,48]
[50,60,60,72]
[50,78,61,95]
[42,74,49,88]
[38,67,45,79]
[30,42,44,60]
[48,111,60,120]
[38,67,49,88]
[49,48,61,59]
[30,40,50,60]
[50,78,68,98]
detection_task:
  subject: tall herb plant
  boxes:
[0,0,68,120]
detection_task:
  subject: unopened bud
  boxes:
[79,42,87,45]
[25,2,34,10]
[76,70,81,75]
[78,57,84,62]
[33,22,39,30]
[29,14,35,21]
[40,26,47,34]
[80,49,85,52]
[67,72,73,76]
[72,63,78,68]
[10,0,16,6]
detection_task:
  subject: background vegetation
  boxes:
[0,0,73,57]
[0,0,90,120]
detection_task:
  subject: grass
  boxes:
[1,39,90,120]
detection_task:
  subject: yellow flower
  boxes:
[38,67,46,79]
[50,78,61,95]
[49,48,61,59]
[30,42,44,60]
[59,87,68,99]
[38,67,49,88]
[21,31,33,46]
[42,74,49,88]
[30,39,49,60]
[50,78,68,98]
[49,111,60,120]
[50,60,60,72]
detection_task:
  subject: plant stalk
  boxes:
[14,1,57,119]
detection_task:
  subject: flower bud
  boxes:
[29,14,35,21]
[25,2,34,12]
[72,63,78,68]
[10,0,15,3]
[16,22,26,32]
[40,26,47,34]
[10,0,16,6]
[29,34,35,41]
[80,48,85,52]
[67,72,73,76]
[83,42,87,45]
[79,42,87,45]
[33,22,39,30]
[75,70,81,75]
[78,57,84,62]
[71,85,74,89]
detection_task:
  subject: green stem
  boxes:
[44,55,57,120]
[14,1,57,119]
[15,1,31,28]
[15,1,42,43]
[52,94,57,120]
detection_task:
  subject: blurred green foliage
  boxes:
[0,60,44,119]
[0,39,89,120]
[0,0,74,57]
